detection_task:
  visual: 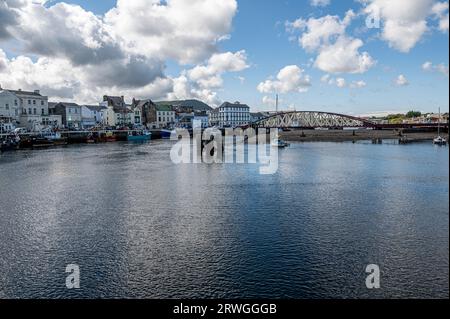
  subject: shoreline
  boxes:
[279,130,448,143]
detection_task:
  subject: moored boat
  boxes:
[433,108,448,146]
[105,131,117,142]
[160,129,174,139]
[127,130,152,142]
[433,136,447,146]
[271,135,290,148]
[1,136,20,152]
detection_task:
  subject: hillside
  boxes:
[155,99,212,111]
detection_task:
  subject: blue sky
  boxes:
[0,0,448,115]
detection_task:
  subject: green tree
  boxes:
[406,111,422,118]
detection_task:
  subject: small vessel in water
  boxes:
[433,108,447,146]
[433,136,447,146]
[1,135,20,152]
[105,131,117,142]
[271,137,290,148]
[127,130,152,142]
[160,129,174,139]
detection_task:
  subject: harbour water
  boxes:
[0,141,448,299]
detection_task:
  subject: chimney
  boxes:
[34,89,40,95]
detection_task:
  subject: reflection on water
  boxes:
[0,141,448,299]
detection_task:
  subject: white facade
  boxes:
[0,90,20,122]
[156,106,175,128]
[210,102,250,128]
[194,114,209,128]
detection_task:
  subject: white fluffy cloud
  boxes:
[314,36,375,74]
[188,51,248,89]
[422,61,449,76]
[310,0,331,7]
[432,2,450,32]
[287,10,375,74]
[396,74,409,86]
[167,50,249,106]
[257,65,312,94]
[363,0,448,52]
[104,0,238,64]
[321,74,366,89]
[349,80,367,89]
[336,78,346,88]
[0,0,240,104]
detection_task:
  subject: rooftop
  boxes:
[4,89,43,97]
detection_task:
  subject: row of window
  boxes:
[158,117,175,123]
[22,108,46,116]
[220,108,249,112]
[27,99,45,106]
[158,111,174,116]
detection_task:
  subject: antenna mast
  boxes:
[276,94,279,114]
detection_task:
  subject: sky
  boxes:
[0,0,448,115]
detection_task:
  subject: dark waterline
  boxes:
[0,141,448,299]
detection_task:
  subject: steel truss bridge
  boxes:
[253,111,376,128]
[252,111,449,130]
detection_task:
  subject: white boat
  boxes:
[271,138,290,148]
[433,136,447,146]
[433,108,447,146]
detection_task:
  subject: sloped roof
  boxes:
[220,102,250,109]
[6,89,43,97]
[156,99,212,111]
[155,105,173,112]
[84,105,107,112]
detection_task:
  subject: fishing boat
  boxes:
[127,130,152,142]
[1,135,20,152]
[44,132,68,146]
[271,137,290,148]
[105,131,117,142]
[160,129,174,139]
[433,108,447,146]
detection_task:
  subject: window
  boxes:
[14,100,18,106]
[28,100,31,105]
[69,108,72,114]
[28,108,32,114]
[5,104,9,110]
[41,101,44,106]
[41,109,45,115]
[33,100,36,105]
[33,108,36,115]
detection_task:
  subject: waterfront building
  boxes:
[194,111,209,128]
[210,101,250,128]
[135,102,175,129]
[1,87,60,130]
[0,87,20,124]
[83,105,107,127]
[132,99,156,128]
[80,105,107,129]
[154,105,175,128]
[52,102,82,129]
[101,95,134,127]
[2,89,62,131]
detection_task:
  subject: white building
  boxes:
[0,88,20,124]
[1,87,61,130]
[153,105,175,128]
[210,101,250,128]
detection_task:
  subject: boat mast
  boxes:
[438,107,441,136]
[276,94,279,114]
